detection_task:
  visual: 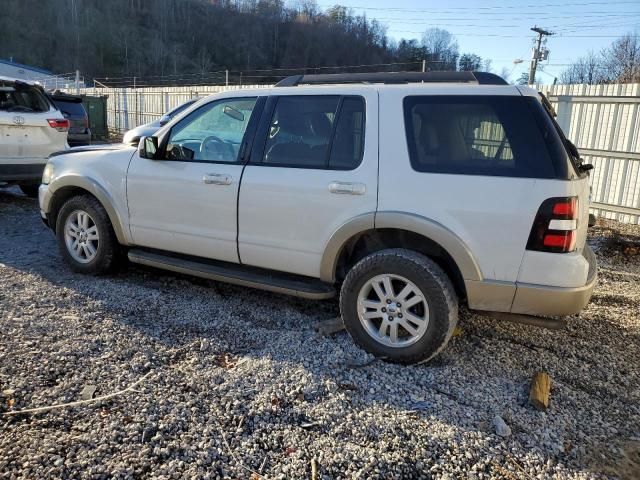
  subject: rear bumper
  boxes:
[511,244,597,316]
[0,163,46,182]
[67,131,92,147]
[466,244,597,317]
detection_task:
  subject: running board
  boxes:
[127,249,336,300]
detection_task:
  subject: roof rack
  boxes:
[275,71,508,87]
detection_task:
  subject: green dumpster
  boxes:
[81,95,108,142]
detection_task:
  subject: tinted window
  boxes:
[165,97,257,162]
[0,82,50,113]
[262,95,365,169]
[53,100,86,117]
[404,96,565,179]
[329,97,366,170]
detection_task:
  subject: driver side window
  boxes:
[165,97,257,162]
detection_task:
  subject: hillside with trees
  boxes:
[1,0,486,86]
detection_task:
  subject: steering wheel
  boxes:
[200,135,234,160]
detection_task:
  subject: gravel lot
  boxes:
[1,186,639,480]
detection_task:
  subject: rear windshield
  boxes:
[53,99,86,117]
[0,82,51,113]
[403,95,571,179]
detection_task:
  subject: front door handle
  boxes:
[203,173,232,185]
[328,181,366,195]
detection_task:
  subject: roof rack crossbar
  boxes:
[275,71,508,87]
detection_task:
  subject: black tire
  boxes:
[19,184,39,198]
[340,248,458,364]
[55,194,120,274]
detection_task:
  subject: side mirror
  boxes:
[159,115,171,126]
[139,136,159,159]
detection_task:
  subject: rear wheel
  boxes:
[340,249,458,364]
[19,184,39,198]
[55,195,120,274]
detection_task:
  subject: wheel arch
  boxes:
[320,212,483,298]
[45,176,131,245]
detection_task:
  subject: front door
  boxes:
[127,96,261,263]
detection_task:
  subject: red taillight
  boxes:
[552,198,577,218]
[527,197,579,253]
[47,119,69,132]
[543,231,576,251]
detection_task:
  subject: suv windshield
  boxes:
[0,81,50,113]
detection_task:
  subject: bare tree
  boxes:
[560,51,606,84]
[422,28,459,70]
[602,33,640,83]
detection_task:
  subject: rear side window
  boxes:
[0,83,50,113]
[403,95,568,179]
[262,95,365,170]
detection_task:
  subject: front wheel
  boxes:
[55,195,120,274]
[340,249,458,364]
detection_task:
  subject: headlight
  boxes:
[42,163,54,185]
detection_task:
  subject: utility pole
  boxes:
[528,26,553,84]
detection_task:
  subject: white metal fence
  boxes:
[79,84,270,134]
[77,82,640,224]
[538,83,640,224]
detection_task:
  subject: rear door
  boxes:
[0,81,66,162]
[238,90,378,278]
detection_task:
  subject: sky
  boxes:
[314,0,640,83]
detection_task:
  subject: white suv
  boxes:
[0,76,68,197]
[38,72,597,363]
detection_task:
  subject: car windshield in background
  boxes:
[52,99,86,117]
[0,82,50,113]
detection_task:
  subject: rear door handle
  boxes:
[328,181,366,195]
[203,173,232,185]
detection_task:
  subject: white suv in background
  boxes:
[38,71,597,363]
[0,76,68,197]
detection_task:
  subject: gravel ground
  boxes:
[1,186,639,480]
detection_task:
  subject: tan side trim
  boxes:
[319,213,375,282]
[511,245,598,316]
[375,211,483,281]
[46,175,131,245]
[466,280,516,312]
[511,277,597,316]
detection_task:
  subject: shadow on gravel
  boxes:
[1,187,639,479]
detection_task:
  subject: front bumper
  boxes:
[510,244,598,316]
[39,184,52,225]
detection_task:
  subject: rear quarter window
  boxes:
[403,95,570,179]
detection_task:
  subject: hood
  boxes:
[49,143,133,158]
